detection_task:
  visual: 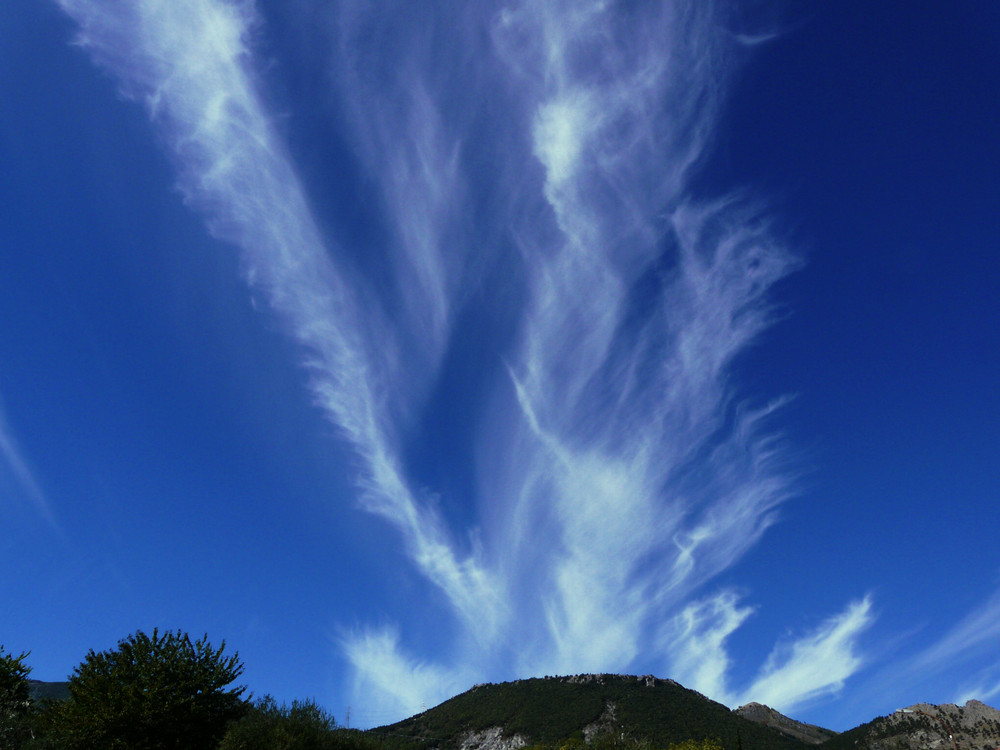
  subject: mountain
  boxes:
[734,702,837,745]
[28,679,71,702]
[820,700,1000,750]
[372,674,811,750]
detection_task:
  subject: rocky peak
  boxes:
[734,702,838,745]
[884,701,1000,749]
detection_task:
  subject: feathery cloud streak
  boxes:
[0,396,55,525]
[56,0,871,720]
[55,0,502,638]
[911,588,1000,675]
[484,0,803,674]
[907,588,1000,706]
[666,592,873,715]
[846,588,1000,713]
[735,597,873,712]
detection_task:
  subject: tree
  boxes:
[0,645,33,748]
[52,629,247,750]
[218,695,363,750]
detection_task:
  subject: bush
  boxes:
[219,696,365,750]
[50,628,247,750]
[0,645,33,748]
[667,740,725,750]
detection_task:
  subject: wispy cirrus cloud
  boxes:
[481,0,801,677]
[341,626,475,724]
[845,587,1000,713]
[56,0,871,721]
[55,0,503,641]
[0,396,56,526]
[666,591,873,715]
[956,676,1000,706]
[665,591,755,702]
[735,596,873,712]
[907,588,1000,706]
[911,588,1000,675]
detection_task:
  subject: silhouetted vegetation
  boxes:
[219,695,380,750]
[27,629,248,750]
[1,645,34,748]
[4,634,393,750]
[23,636,981,750]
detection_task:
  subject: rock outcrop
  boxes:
[458,727,527,750]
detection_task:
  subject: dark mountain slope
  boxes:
[28,679,70,702]
[735,702,837,745]
[374,674,809,750]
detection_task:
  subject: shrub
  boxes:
[219,695,369,750]
[667,740,725,750]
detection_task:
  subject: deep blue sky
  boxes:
[2,0,999,732]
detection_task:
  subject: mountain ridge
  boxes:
[820,699,1000,750]
[373,674,1000,750]
[374,674,811,750]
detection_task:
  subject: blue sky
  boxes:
[2,0,999,733]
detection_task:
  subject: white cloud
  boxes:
[830,589,1000,717]
[55,0,502,639]
[955,676,1000,706]
[663,593,872,713]
[333,27,467,383]
[665,591,755,702]
[897,588,1000,706]
[0,397,56,525]
[56,0,872,724]
[737,597,874,713]
[533,92,595,195]
[341,627,472,725]
[910,588,1000,674]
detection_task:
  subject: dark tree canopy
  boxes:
[0,645,33,747]
[53,628,247,750]
[218,695,358,750]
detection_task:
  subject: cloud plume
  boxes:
[666,592,873,715]
[0,396,56,526]
[735,596,873,712]
[56,0,871,720]
[904,588,1000,707]
[56,0,502,639]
